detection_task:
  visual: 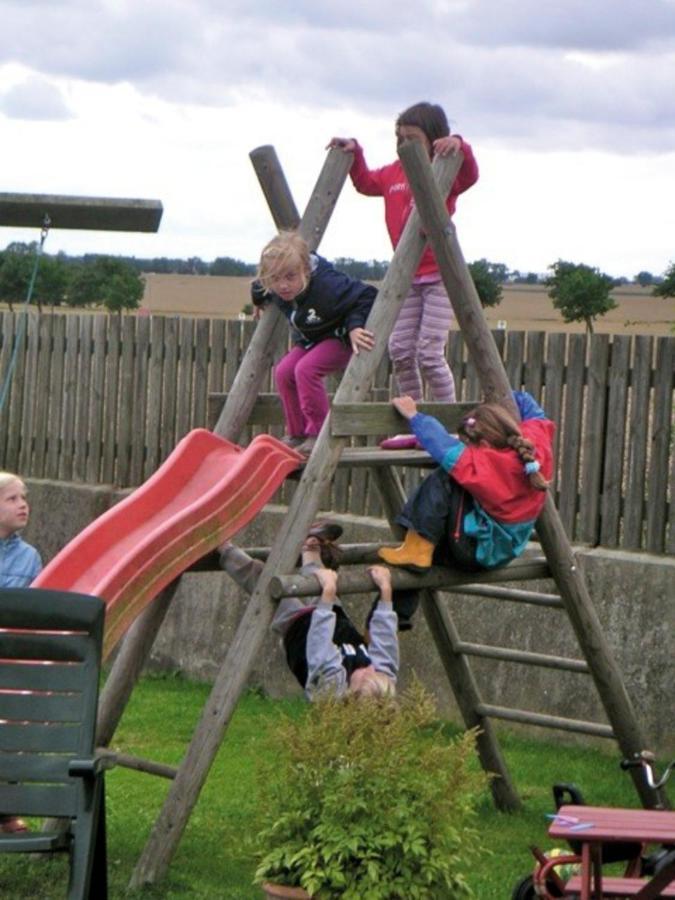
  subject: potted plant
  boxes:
[254,683,489,899]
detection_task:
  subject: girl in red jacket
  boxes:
[328,101,479,448]
[378,392,555,572]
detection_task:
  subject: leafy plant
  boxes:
[254,683,489,899]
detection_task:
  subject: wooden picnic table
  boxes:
[549,805,675,899]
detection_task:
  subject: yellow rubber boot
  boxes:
[378,530,434,572]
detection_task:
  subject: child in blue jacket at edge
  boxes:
[251,230,377,456]
[0,471,43,834]
[378,392,555,572]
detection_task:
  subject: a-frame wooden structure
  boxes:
[89,145,663,889]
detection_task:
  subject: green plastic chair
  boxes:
[0,587,113,899]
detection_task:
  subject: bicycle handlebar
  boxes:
[621,753,675,790]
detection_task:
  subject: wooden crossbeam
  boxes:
[331,401,477,436]
[269,556,552,599]
[0,192,163,232]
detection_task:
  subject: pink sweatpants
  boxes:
[275,339,352,437]
[388,280,456,402]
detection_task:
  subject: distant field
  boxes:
[2,276,673,335]
[140,275,675,335]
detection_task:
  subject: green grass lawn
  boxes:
[0,673,669,899]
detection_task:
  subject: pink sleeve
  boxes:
[349,142,386,197]
[452,138,479,196]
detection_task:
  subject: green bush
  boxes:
[254,683,489,899]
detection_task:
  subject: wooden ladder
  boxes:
[96,144,661,889]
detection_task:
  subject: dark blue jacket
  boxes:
[252,254,377,348]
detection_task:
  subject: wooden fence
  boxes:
[1,310,673,555]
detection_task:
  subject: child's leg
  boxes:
[417,282,456,402]
[274,345,309,437]
[388,285,424,399]
[294,339,352,435]
[396,467,454,545]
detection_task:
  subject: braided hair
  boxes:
[458,403,549,491]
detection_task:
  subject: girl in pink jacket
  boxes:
[329,101,479,448]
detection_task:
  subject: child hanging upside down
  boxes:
[378,392,555,573]
[219,521,419,701]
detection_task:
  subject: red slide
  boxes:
[33,429,302,659]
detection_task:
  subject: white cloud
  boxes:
[0,1,674,278]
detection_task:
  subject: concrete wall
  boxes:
[23,481,674,756]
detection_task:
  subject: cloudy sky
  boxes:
[1,0,674,278]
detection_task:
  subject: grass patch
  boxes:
[0,673,669,898]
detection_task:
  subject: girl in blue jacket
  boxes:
[252,231,376,455]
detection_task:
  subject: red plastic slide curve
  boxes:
[33,429,302,659]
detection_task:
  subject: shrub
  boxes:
[254,683,489,899]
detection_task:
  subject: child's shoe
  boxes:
[379,434,421,450]
[378,530,433,572]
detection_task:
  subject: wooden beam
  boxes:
[269,556,552,599]
[476,704,615,738]
[0,192,163,232]
[398,139,661,809]
[331,401,477,436]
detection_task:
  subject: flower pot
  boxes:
[262,882,312,899]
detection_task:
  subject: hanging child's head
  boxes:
[459,404,550,491]
[0,471,30,539]
[257,231,311,301]
[396,102,450,154]
[348,667,396,699]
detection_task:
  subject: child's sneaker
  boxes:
[379,434,421,450]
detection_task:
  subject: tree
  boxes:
[67,257,144,314]
[468,258,503,307]
[635,271,654,286]
[545,260,616,334]
[0,244,68,312]
[652,261,675,298]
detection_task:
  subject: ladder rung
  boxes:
[474,704,615,738]
[454,641,589,673]
[447,583,562,608]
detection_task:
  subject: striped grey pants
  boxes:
[388,280,456,402]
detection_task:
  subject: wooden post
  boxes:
[129,152,464,888]
[397,140,662,809]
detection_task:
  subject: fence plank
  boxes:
[18,313,40,473]
[144,316,165,479]
[600,336,631,547]
[175,317,194,443]
[86,315,108,483]
[72,316,93,482]
[193,318,210,430]
[524,331,546,403]
[101,315,121,485]
[623,336,652,549]
[58,316,79,481]
[32,315,53,477]
[130,315,151,486]
[505,330,525,389]
[116,317,136,487]
[543,332,566,495]
[160,317,179,463]
[558,333,586,538]
[646,336,674,553]
[45,314,66,480]
[578,334,609,545]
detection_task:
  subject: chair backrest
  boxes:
[0,588,105,820]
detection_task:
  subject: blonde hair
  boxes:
[458,404,549,491]
[349,671,397,698]
[257,231,311,295]
[0,471,24,492]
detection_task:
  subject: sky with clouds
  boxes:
[1,0,674,278]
